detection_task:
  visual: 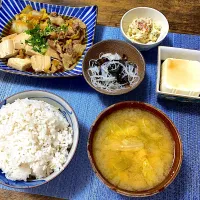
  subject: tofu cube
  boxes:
[160,58,200,97]
[10,20,29,34]
[0,39,18,58]
[25,45,41,56]
[7,58,31,71]
[2,33,17,41]
[13,33,30,50]
[31,55,51,72]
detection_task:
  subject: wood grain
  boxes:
[36,0,200,35]
[0,189,63,200]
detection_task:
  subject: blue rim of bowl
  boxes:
[120,7,169,46]
[0,90,79,189]
[0,0,98,78]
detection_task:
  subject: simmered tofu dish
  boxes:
[0,5,87,73]
[93,108,174,191]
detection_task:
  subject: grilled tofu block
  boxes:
[0,39,18,58]
[25,45,41,56]
[13,33,30,50]
[7,58,31,71]
[10,20,29,34]
[2,33,17,41]
[45,47,60,60]
[31,55,51,72]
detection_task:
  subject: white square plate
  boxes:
[156,46,200,102]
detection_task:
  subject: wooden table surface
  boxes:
[37,0,200,35]
[0,0,200,199]
[0,189,63,200]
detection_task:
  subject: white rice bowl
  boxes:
[0,98,73,181]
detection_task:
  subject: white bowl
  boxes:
[120,7,169,51]
[0,90,79,188]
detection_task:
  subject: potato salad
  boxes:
[126,18,161,44]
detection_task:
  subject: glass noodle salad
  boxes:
[126,18,161,44]
[88,53,140,92]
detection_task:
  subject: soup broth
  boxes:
[93,108,174,191]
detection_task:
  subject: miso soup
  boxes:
[93,108,174,191]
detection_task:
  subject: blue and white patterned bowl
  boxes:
[0,0,98,77]
[0,90,79,188]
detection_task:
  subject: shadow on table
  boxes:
[98,73,149,107]
[157,98,200,116]
[26,123,92,199]
[142,46,157,63]
[94,25,106,43]
[0,71,96,94]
